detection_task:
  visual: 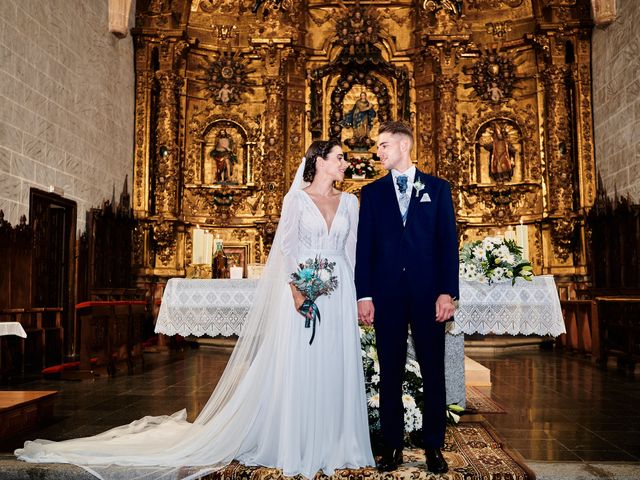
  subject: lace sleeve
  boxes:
[345,193,358,273]
[278,191,300,279]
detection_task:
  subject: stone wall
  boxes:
[0,0,134,230]
[592,0,640,201]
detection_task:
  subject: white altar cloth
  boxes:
[0,322,27,338]
[156,279,258,337]
[155,275,565,338]
[449,275,566,337]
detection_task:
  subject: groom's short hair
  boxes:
[378,121,414,148]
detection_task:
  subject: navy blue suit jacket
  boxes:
[355,169,459,306]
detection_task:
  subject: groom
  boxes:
[355,121,459,474]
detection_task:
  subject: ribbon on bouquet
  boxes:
[298,298,321,345]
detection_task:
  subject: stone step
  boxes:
[464,357,491,387]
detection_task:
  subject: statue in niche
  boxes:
[342,91,377,151]
[479,122,516,182]
[209,130,237,184]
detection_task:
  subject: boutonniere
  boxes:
[413,179,425,198]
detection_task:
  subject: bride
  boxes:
[16,139,375,480]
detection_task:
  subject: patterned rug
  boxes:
[465,386,507,414]
[202,421,534,480]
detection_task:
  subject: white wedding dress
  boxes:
[16,162,374,480]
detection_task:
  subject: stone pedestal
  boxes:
[445,332,466,408]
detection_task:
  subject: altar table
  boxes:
[155,275,566,338]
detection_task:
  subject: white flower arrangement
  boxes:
[360,326,425,448]
[460,236,533,285]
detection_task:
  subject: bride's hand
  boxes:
[289,284,306,311]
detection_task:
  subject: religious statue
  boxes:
[342,91,377,151]
[209,130,237,184]
[488,82,504,103]
[217,83,234,104]
[481,122,516,182]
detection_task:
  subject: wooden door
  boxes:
[29,189,76,358]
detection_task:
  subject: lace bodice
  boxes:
[279,190,359,273]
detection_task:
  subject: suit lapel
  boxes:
[381,172,404,229]
[405,169,426,228]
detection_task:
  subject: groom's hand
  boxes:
[357,300,375,326]
[435,294,456,322]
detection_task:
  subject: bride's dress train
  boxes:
[16,183,374,479]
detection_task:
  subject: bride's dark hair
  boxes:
[302,139,341,182]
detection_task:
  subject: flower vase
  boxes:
[352,174,366,180]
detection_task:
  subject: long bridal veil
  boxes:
[16,160,310,480]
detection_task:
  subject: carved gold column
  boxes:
[575,32,596,209]
[413,53,436,173]
[435,72,459,186]
[543,62,576,262]
[133,40,153,218]
[543,64,574,214]
[284,52,307,186]
[154,71,183,217]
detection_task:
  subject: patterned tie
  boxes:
[396,175,409,225]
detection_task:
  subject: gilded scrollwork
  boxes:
[470,51,517,104]
[198,49,255,105]
[550,216,576,262]
[486,21,513,39]
[578,64,595,205]
[466,0,524,9]
[154,71,183,215]
[542,64,574,212]
[334,6,381,54]
[422,0,463,17]
[152,221,176,265]
[461,183,542,223]
[232,229,249,242]
[183,186,256,224]
[134,70,153,212]
[434,73,459,185]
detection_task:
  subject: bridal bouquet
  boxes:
[290,257,338,345]
[460,236,533,285]
[360,326,423,446]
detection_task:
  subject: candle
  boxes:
[204,232,214,263]
[230,266,243,279]
[192,228,205,264]
[515,221,529,260]
[505,226,517,242]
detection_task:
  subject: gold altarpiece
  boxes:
[131,0,595,290]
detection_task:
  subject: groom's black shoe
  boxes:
[425,447,448,474]
[376,448,403,472]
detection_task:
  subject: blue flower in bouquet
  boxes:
[298,267,314,282]
[290,257,338,345]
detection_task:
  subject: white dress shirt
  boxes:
[391,166,416,206]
